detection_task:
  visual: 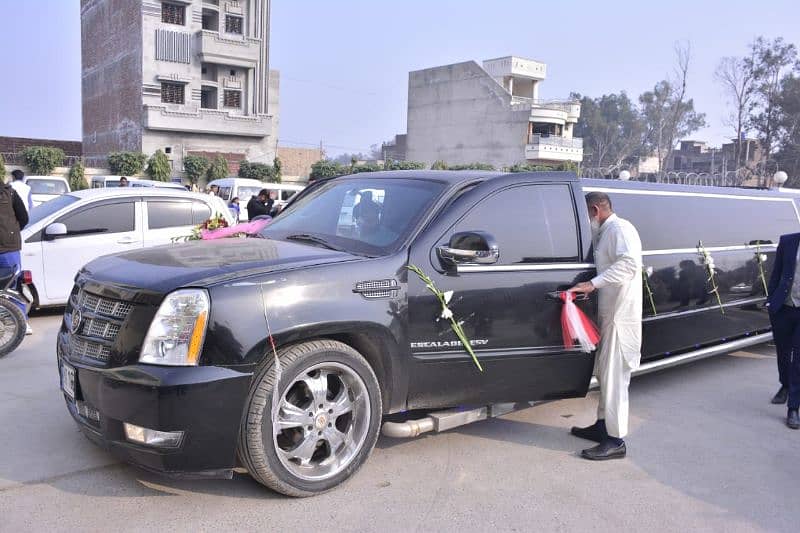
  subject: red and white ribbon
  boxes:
[559,292,601,353]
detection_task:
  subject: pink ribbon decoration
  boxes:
[559,292,601,353]
[200,217,272,240]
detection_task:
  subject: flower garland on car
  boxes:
[171,214,272,242]
[753,243,769,295]
[642,266,657,316]
[407,264,483,372]
[697,241,725,315]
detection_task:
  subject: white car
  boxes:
[25,176,71,207]
[21,188,233,308]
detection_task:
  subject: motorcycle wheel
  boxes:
[0,298,26,358]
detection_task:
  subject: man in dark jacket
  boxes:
[246,189,273,220]
[0,183,30,332]
[767,232,800,429]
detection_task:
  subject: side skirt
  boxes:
[382,334,772,439]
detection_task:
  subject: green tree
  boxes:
[238,160,275,181]
[21,146,65,175]
[715,55,757,168]
[774,75,800,184]
[350,162,383,173]
[574,92,645,172]
[68,160,87,190]
[748,36,798,170]
[183,155,210,185]
[273,157,282,183]
[447,162,496,171]
[384,159,426,170]
[107,151,147,175]
[146,149,171,182]
[206,155,229,182]
[309,160,346,180]
[430,160,448,170]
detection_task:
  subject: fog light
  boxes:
[123,423,184,448]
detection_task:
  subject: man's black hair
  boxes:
[11,169,24,181]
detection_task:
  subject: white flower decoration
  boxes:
[645,266,654,277]
[440,307,453,320]
[443,291,454,305]
[759,254,768,263]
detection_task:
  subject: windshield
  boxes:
[238,186,265,201]
[29,179,69,195]
[261,178,446,256]
[28,194,80,226]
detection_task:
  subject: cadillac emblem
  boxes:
[70,309,83,335]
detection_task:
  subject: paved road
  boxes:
[0,312,797,532]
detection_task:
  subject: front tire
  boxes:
[238,339,382,497]
[0,298,26,358]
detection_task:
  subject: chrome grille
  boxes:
[70,337,112,362]
[82,316,121,340]
[79,292,133,320]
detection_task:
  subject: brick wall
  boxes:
[0,136,82,156]
[277,146,323,180]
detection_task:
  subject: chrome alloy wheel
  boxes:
[273,362,371,481]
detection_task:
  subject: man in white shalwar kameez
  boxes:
[569,192,642,460]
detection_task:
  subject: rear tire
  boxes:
[0,298,26,358]
[238,339,382,497]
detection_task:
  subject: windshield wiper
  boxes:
[285,233,346,252]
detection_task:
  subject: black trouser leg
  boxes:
[772,307,794,388]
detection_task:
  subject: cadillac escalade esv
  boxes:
[57,171,799,496]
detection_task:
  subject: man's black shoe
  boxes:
[772,386,788,405]
[787,409,800,430]
[580,440,627,461]
[570,421,608,443]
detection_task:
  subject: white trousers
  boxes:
[595,331,634,439]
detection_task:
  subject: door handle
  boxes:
[546,290,589,302]
[117,237,139,245]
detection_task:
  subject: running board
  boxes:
[382,333,772,439]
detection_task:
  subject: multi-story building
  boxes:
[401,56,582,168]
[81,0,278,177]
[669,139,763,174]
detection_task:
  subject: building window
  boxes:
[161,2,186,25]
[225,15,243,34]
[161,82,185,104]
[223,89,242,109]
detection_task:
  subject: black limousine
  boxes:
[57,171,799,496]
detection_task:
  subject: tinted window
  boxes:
[28,195,80,226]
[452,184,579,264]
[192,201,212,223]
[59,202,135,235]
[607,192,798,249]
[147,201,193,229]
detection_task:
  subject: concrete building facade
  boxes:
[668,139,763,174]
[81,0,278,176]
[403,56,582,168]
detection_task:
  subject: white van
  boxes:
[91,176,186,190]
[24,176,71,207]
[207,178,304,220]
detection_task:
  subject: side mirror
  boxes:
[437,231,499,268]
[44,223,67,240]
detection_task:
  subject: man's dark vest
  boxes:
[0,186,22,253]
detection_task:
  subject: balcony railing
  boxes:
[197,30,261,68]
[528,134,583,149]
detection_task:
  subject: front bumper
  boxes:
[59,357,253,478]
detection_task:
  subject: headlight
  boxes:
[139,289,210,366]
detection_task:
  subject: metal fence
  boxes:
[580,167,767,188]
[1,152,108,170]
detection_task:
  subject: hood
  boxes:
[80,238,359,296]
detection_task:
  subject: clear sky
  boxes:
[1,0,799,157]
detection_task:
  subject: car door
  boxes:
[143,198,212,246]
[406,179,597,409]
[42,198,142,302]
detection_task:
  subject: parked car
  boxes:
[208,177,304,220]
[22,188,232,308]
[91,176,187,190]
[24,176,71,206]
[57,171,797,496]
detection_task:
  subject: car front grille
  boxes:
[67,289,134,365]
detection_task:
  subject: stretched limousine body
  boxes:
[57,171,799,496]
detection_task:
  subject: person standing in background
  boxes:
[0,181,31,334]
[9,170,32,213]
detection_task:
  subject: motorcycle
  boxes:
[0,267,32,358]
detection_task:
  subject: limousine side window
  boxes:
[451,184,579,264]
[609,193,797,249]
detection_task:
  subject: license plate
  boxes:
[61,363,76,401]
